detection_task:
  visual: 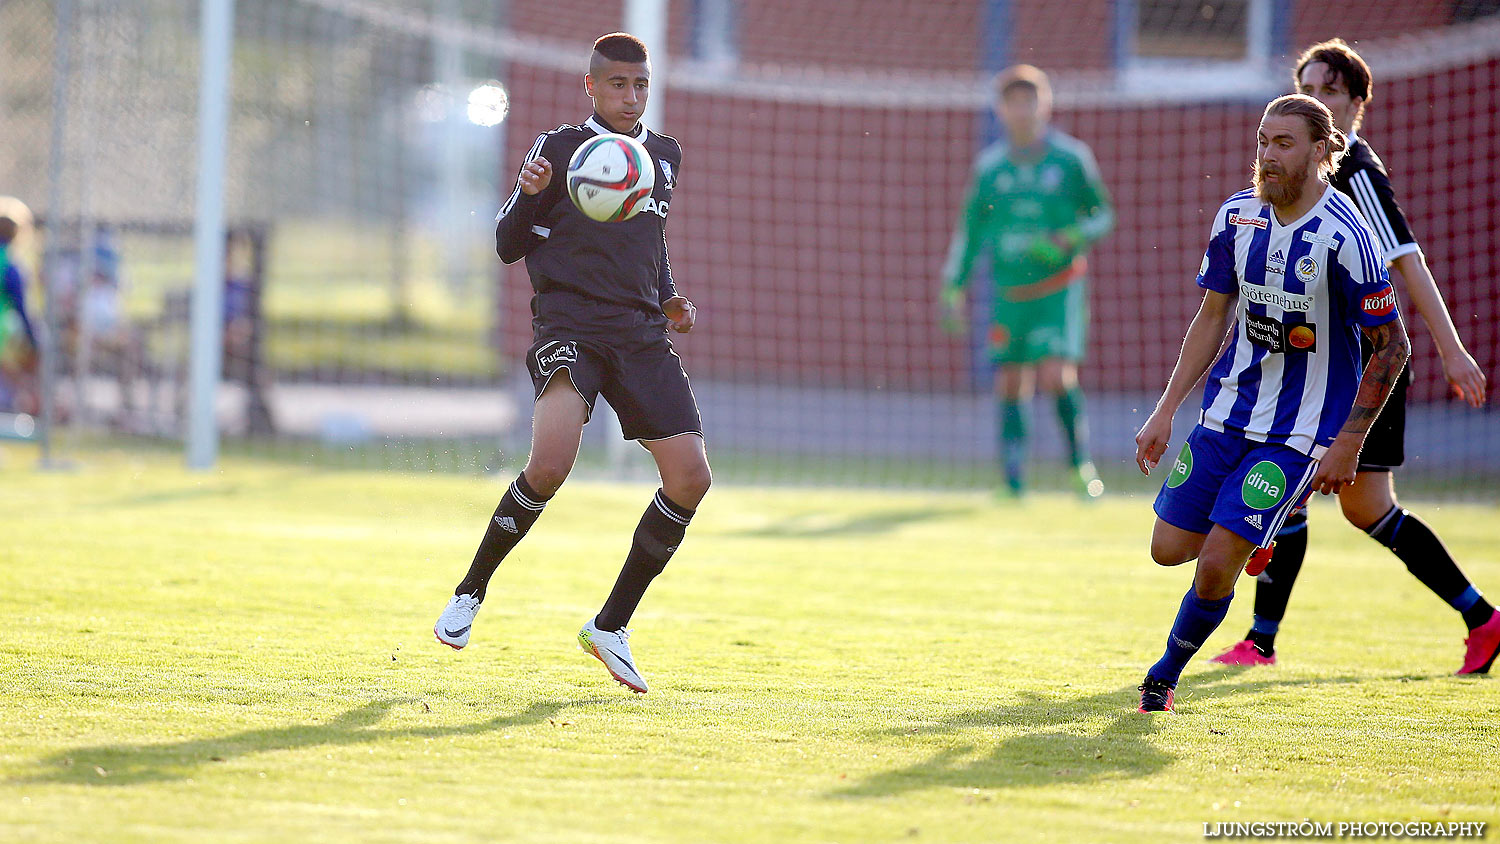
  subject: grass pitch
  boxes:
[1,447,1496,843]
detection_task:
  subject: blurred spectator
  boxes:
[54,223,146,427]
[0,196,41,416]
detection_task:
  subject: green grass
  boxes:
[1,446,1497,843]
[117,222,502,381]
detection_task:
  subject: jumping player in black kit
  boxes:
[1211,39,1497,674]
[433,33,710,694]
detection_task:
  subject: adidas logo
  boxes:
[494,515,518,534]
[1171,634,1199,652]
[1244,513,1264,530]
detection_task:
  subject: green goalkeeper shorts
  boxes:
[987,282,1088,365]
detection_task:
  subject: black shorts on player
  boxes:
[1355,343,1408,471]
[526,330,702,442]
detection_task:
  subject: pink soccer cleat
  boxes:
[1210,639,1276,666]
[1457,610,1500,675]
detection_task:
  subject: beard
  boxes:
[1253,155,1313,207]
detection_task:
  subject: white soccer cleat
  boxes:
[578,618,648,694]
[434,593,482,650]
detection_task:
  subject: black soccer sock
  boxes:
[1247,509,1309,655]
[454,473,550,601]
[1366,506,1496,630]
[595,489,694,632]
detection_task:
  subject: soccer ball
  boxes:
[566,133,655,222]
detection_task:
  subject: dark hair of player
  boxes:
[593,32,649,65]
[994,64,1051,101]
[1293,39,1373,119]
[1264,94,1350,178]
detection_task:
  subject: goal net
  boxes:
[2,0,1495,494]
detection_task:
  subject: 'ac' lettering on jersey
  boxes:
[1195,185,1398,458]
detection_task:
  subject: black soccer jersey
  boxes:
[1329,133,1416,463]
[496,115,682,338]
[1328,133,1419,266]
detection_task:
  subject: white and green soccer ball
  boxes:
[566,132,656,223]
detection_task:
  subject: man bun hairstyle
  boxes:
[593,32,649,64]
[1265,94,1349,178]
[1294,38,1373,127]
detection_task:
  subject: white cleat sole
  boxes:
[579,639,647,694]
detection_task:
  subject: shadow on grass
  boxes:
[19,695,606,787]
[728,507,977,539]
[102,469,317,509]
[833,666,1386,797]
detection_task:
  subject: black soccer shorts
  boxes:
[525,331,703,442]
[1358,363,1409,472]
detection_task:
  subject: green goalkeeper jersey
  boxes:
[941,129,1114,305]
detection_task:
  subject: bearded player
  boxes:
[1212,39,1497,675]
[1135,95,1409,712]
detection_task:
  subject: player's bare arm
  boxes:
[1311,317,1410,495]
[1388,251,1486,407]
[1135,289,1236,474]
[519,157,553,195]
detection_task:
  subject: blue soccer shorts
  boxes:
[1153,424,1319,547]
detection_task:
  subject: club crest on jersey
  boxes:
[659,159,676,190]
[1362,285,1397,317]
[1294,256,1319,282]
[1230,214,1268,230]
[535,340,578,375]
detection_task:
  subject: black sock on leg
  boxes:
[1366,506,1496,629]
[595,490,694,632]
[1246,509,1308,654]
[455,473,549,601]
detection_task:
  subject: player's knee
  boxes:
[1150,539,1194,567]
[1038,371,1065,395]
[1339,494,1389,531]
[668,460,712,505]
[523,460,573,498]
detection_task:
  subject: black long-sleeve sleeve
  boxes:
[657,232,678,306]
[495,132,561,264]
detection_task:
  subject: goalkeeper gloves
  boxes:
[1023,228,1083,265]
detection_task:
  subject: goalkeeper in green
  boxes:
[941,64,1115,497]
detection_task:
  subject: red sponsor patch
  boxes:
[1362,286,1397,317]
[1229,214,1268,230]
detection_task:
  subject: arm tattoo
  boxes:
[1343,320,1412,435]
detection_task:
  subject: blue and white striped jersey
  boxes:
[1195,184,1400,458]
